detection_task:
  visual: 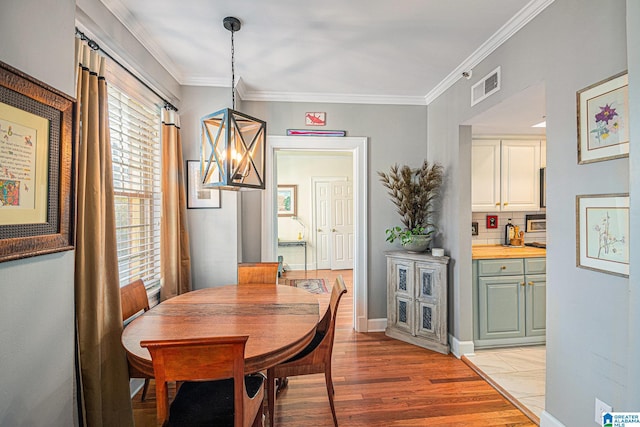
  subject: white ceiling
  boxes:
[100,0,552,108]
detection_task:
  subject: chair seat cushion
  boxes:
[167,375,264,427]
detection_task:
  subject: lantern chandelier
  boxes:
[200,16,266,190]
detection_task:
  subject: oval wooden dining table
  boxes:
[121,284,322,376]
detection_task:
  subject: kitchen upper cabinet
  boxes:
[472,139,542,212]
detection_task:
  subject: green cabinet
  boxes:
[474,257,546,348]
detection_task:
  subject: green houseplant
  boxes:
[378,160,444,252]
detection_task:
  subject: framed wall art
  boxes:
[577,71,629,164]
[277,185,297,217]
[576,193,629,277]
[486,215,498,229]
[186,160,221,209]
[305,112,326,126]
[0,61,75,263]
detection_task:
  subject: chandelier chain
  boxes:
[231,27,235,109]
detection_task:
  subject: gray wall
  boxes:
[625,0,640,408]
[243,101,427,318]
[179,86,243,288]
[427,0,637,425]
[0,1,76,426]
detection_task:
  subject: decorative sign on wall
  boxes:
[486,215,498,229]
[305,112,326,126]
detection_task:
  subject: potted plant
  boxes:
[378,160,444,252]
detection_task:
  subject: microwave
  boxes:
[540,167,546,208]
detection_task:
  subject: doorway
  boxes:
[262,136,368,332]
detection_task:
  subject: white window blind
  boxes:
[108,84,162,288]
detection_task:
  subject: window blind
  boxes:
[108,84,162,288]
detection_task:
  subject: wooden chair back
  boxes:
[120,279,150,322]
[267,275,347,427]
[120,279,152,401]
[141,335,263,427]
[238,262,279,285]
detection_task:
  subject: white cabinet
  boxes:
[386,251,449,354]
[472,139,542,212]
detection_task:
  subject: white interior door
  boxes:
[331,181,354,269]
[315,182,331,269]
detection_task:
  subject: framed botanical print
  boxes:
[576,193,629,277]
[577,71,629,164]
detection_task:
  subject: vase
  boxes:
[402,235,431,253]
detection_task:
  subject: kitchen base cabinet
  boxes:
[386,251,449,354]
[473,257,546,348]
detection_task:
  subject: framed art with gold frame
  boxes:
[577,71,629,164]
[0,61,75,262]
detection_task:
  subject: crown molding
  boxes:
[100,0,185,84]
[239,90,427,105]
[424,0,555,105]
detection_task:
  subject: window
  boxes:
[108,83,162,289]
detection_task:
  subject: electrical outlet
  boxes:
[595,398,613,425]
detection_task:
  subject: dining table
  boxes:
[121,283,324,376]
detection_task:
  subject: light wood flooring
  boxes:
[132,269,535,426]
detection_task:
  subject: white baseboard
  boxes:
[449,334,475,358]
[540,411,565,427]
[367,317,387,332]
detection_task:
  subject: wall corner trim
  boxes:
[449,335,475,358]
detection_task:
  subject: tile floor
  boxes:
[464,346,546,420]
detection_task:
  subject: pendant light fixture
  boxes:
[200,16,266,190]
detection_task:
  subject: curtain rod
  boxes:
[75,28,178,112]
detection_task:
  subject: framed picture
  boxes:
[0,61,75,263]
[486,215,498,229]
[576,193,629,277]
[277,185,297,217]
[286,129,346,137]
[305,112,326,126]
[186,160,221,209]
[525,214,546,232]
[471,222,479,236]
[577,71,629,164]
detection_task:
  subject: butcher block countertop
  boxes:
[472,245,546,259]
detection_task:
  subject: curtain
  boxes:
[74,39,134,427]
[160,109,192,300]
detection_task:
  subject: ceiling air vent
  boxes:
[471,66,501,106]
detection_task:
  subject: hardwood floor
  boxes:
[132,269,535,426]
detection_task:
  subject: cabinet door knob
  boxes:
[332,228,337,232]
[503,202,509,206]
[520,282,525,286]
[528,281,534,286]
[495,202,500,206]
[501,265,506,270]
[317,228,323,232]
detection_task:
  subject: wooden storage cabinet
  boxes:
[474,257,546,347]
[386,251,449,354]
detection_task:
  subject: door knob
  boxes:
[528,281,534,286]
[504,202,509,206]
[332,228,337,232]
[317,228,323,232]
[520,282,525,286]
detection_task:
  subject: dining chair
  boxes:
[141,335,265,427]
[120,278,151,401]
[267,275,347,427]
[237,262,279,285]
